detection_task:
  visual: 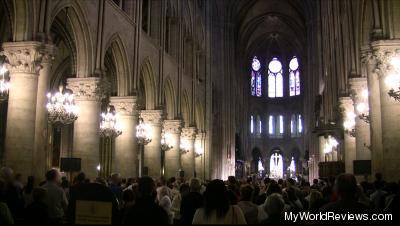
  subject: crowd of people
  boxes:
[0,166,399,224]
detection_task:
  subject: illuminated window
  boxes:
[279,115,284,134]
[270,152,283,178]
[268,58,283,98]
[289,56,300,96]
[290,114,303,137]
[251,57,262,97]
[269,115,274,135]
[250,115,254,134]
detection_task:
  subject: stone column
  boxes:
[180,127,197,179]
[141,110,163,179]
[349,77,371,161]
[110,96,138,178]
[67,78,102,180]
[195,132,205,179]
[371,40,400,180]
[363,48,384,176]
[34,44,56,178]
[339,97,356,173]
[2,41,43,178]
[163,120,182,179]
[318,135,326,162]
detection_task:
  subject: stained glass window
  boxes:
[298,114,302,133]
[270,152,283,178]
[269,115,274,134]
[279,115,284,134]
[289,56,300,96]
[258,116,262,134]
[268,58,283,98]
[250,115,254,134]
[251,57,262,97]
[290,114,303,137]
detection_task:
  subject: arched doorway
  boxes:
[269,150,283,179]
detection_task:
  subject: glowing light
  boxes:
[180,139,190,154]
[99,106,122,138]
[0,65,10,99]
[136,117,152,145]
[161,131,173,151]
[97,164,101,171]
[268,57,282,73]
[46,85,78,125]
[324,136,338,154]
[362,89,369,99]
[390,56,400,71]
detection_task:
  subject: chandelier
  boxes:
[355,89,370,124]
[343,111,356,137]
[0,65,9,100]
[180,139,190,154]
[386,56,400,102]
[46,85,78,125]
[195,141,203,157]
[136,117,151,145]
[100,106,122,138]
[161,131,173,151]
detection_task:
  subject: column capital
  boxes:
[195,132,206,141]
[349,77,368,101]
[67,77,103,101]
[41,44,57,65]
[1,41,43,74]
[110,96,138,116]
[181,127,197,140]
[140,110,164,125]
[370,40,400,77]
[163,120,182,134]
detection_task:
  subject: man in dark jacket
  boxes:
[122,177,169,224]
[180,178,203,224]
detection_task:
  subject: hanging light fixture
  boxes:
[355,89,370,123]
[343,111,356,137]
[161,131,173,151]
[46,85,78,125]
[195,140,203,157]
[136,116,151,145]
[386,55,400,101]
[0,64,9,100]
[180,139,190,154]
[100,106,122,138]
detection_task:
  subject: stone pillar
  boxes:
[363,48,384,176]
[2,41,43,178]
[318,135,326,162]
[349,77,371,161]
[180,127,197,179]
[141,110,163,179]
[195,132,206,179]
[67,78,102,180]
[34,44,56,178]
[339,97,356,173]
[163,120,182,179]
[110,96,138,178]
[371,40,400,180]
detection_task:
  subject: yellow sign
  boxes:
[75,200,112,224]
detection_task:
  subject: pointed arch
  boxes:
[139,58,156,110]
[50,1,94,78]
[181,89,190,127]
[103,33,131,96]
[163,77,176,120]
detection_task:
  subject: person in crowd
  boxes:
[159,186,173,224]
[370,177,387,211]
[60,177,70,199]
[311,178,320,190]
[157,177,172,203]
[23,176,35,208]
[384,182,398,210]
[181,178,203,225]
[110,173,123,206]
[0,167,24,222]
[24,187,49,224]
[237,184,258,224]
[308,190,324,213]
[13,174,24,191]
[171,183,190,224]
[41,169,68,224]
[320,173,370,213]
[192,179,246,224]
[121,188,135,213]
[285,186,303,212]
[357,185,373,209]
[122,176,169,224]
[260,193,285,224]
[0,179,14,224]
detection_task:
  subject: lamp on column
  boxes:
[136,116,152,145]
[343,111,356,137]
[195,140,203,157]
[180,139,190,154]
[0,63,9,101]
[46,85,78,125]
[356,89,370,123]
[99,106,122,138]
[161,131,173,151]
[386,56,400,101]
[323,135,339,154]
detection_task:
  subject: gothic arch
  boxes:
[181,89,190,127]
[0,1,13,43]
[163,77,176,120]
[50,1,94,78]
[139,58,156,110]
[103,33,131,96]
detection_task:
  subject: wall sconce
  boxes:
[161,131,173,151]
[195,141,203,157]
[343,111,356,137]
[323,135,339,154]
[386,56,400,101]
[180,139,190,154]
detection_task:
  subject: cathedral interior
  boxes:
[0,0,400,184]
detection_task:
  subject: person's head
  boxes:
[75,172,86,184]
[286,186,298,201]
[264,193,285,216]
[287,178,296,186]
[264,177,271,185]
[335,174,357,201]
[189,178,201,193]
[159,185,170,199]
[45,169,61,183]
[0,167,14,182]
[14,173,22,182]
[228,176,237,185]
[167,177,176,189]
[313,179,319,185]
[138,176,156,199]
[111,173,121,184]
[240,184,253,201]
[159,177,167,186]
[278,179,283,186]
[61,178,69,189]
[309,190,323,211]
[203,179,230,218]
[179,183,190,196]
[32,187,47,202]
[266,182,282,196]
[375,173,383,181]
